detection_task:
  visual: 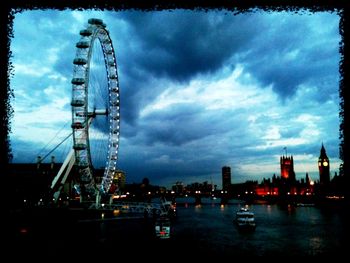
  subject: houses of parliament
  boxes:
[225,143,345,198]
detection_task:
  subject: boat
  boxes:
[235,207,256,230]
[155,216,171,239]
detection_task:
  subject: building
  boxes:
[222,166,231,190]
[318,143,330,186]
[8,157,63,206]
[112,170,126,192]
[172,181,184,195]
[280,155,296,182]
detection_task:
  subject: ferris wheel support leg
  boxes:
[51,149,75,202]
[95,192,101,208]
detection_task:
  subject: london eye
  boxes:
[71,18,120,199]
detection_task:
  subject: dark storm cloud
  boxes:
[118,11,260,82]
[110,11,265,126]
[119,145,225,186]
[134,104,252,148]
[118,75,150,126]
[243,50,339,101]
[141,104,206,146]
[110,11,340,132]
[238,12,340,100]
[119,157,184,186]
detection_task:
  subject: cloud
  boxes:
[12,85,71,144]
[116,11,260,81]
[237,12,340,101]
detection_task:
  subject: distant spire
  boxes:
[320,143,327,156]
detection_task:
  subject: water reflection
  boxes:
[170,201,345,256]
[10,200,346,257]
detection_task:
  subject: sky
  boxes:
[9,9,342,189]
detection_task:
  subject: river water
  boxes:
[169,198,347,257]
[7,198,347,259]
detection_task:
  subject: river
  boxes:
[6,198,347,259]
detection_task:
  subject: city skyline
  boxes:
[9,10,341,188]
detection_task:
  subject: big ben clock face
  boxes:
[323,161,328,166]
[318,162,321,166]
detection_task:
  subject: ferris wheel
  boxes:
[71,18,120,198]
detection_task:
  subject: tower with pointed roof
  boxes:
[318,143,330,186]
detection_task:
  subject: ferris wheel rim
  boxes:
[71,18,120,196]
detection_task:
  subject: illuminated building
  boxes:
[112,170,126,191]
[318,143,330,186]
[280,155,296,182]
[222,166,231,190]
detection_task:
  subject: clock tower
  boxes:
[318,143,330,185]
